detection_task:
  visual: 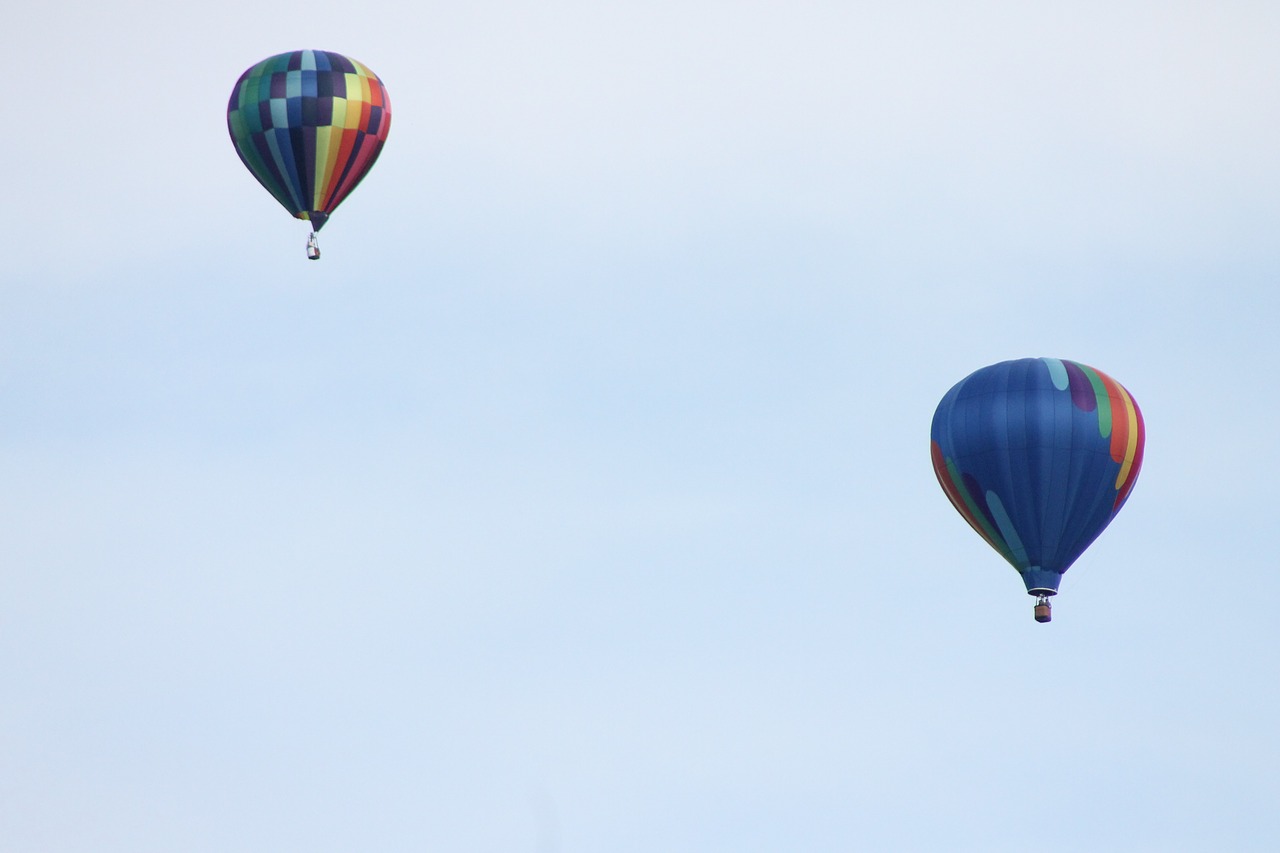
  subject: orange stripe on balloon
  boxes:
[1113,388,1145,509]
[1100,372,1130,463]
[1113,384,1138,487]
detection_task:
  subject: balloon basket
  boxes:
[306,232,321,260]
[1033,595,1052,623]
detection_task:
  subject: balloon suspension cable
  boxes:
[1034,594,1052,624]
[306,231,321,261]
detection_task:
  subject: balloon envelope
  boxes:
[227,50,391,230]
[930,358,1145,595]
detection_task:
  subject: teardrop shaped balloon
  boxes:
[930,358,1145,620]
[227,50,391,244]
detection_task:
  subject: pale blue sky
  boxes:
[4,2,1279,850]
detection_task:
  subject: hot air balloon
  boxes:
[227,50,391,259]
[930,358,1145,622]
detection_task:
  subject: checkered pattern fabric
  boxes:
[228,50,391,230]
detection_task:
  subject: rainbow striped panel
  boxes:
[930,358,1145,594]
[228,50,391,230]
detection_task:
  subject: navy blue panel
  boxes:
[327,51,355,74]
[300,94,318,126]
[315,96,333,126]
[288,125,311,210]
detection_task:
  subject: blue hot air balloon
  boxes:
[930,358,1145,622]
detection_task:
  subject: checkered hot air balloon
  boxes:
[930,358,1146,623]
[228,50,391,259]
